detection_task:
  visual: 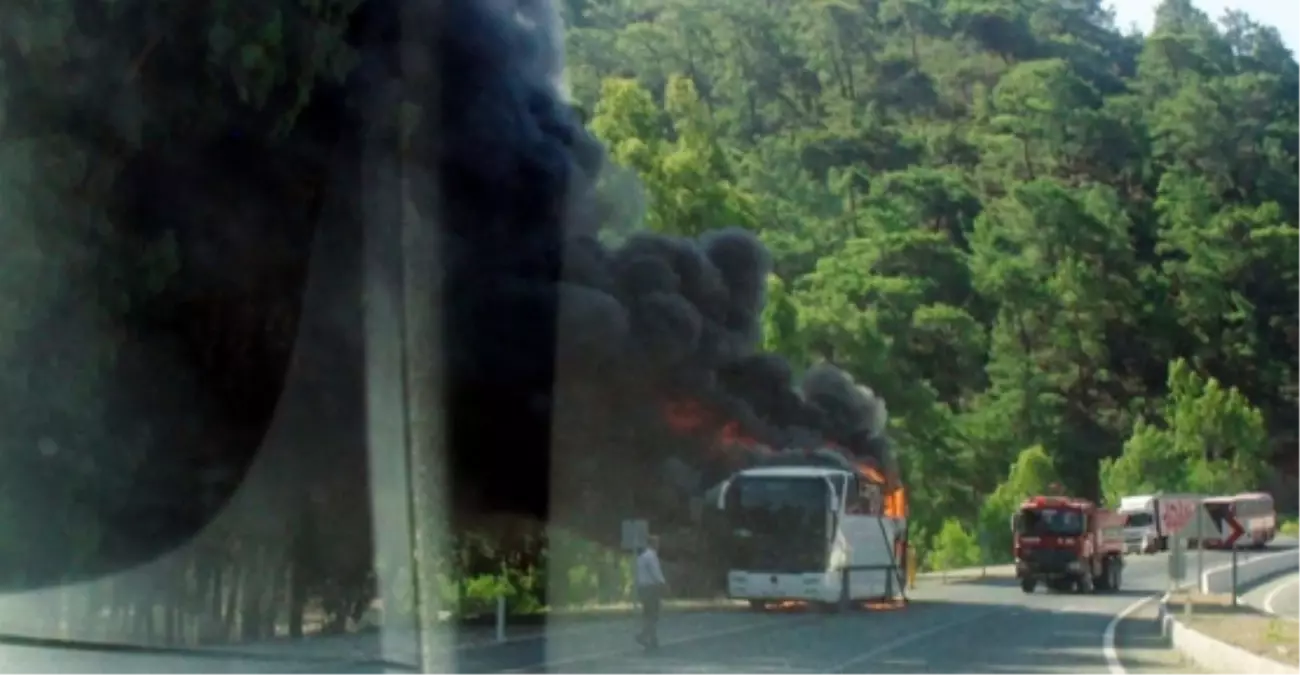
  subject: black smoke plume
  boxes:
[394,0,899,532]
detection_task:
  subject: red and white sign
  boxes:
[1223,515,1245,548]
[1160,498,1199,535]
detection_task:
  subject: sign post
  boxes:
[1231,547,1239,607]
[1158,497,1203,593]
[1224,514,1245,607]
[1167,533,1185,590]
[1196,508,1204,591]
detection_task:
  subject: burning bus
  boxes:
[709,449,907,610]
[654,363,904,609]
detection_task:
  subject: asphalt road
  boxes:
[1243,571,1300,620]
[0,543,1292,673]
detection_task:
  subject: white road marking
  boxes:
[1263,576,1299,618]
[827,607,1008,673]
[1103,594,1160,675]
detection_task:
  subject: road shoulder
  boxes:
[1111,595,1207,674]
[1243,572,1300,621]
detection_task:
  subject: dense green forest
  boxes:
[560,0,1299,556]
[0,0,1294,647]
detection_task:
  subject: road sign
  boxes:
[1200,500,1234,543]
[1160,498,1199,535]
[621,519,648,551]
[1223,514,1245,548]
[1161,497,1226,541]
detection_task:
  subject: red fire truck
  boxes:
[1013,495,1127,594]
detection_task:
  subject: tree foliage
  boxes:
[566,0,1298,554]
[1100,358,1270,505]
[979,445,1061,562]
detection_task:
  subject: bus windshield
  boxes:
[725,477,830,573]
[1017,507,1085,536]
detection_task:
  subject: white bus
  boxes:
[712,464,907,610]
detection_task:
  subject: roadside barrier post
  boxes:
[495,594,506,643]
[978,530,988,579]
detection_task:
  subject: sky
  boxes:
[1108,0,1299,55]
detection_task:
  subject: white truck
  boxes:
[712,464,907,610]
[1117,493,1207,554]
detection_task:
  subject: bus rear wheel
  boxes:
[748,600,767,611]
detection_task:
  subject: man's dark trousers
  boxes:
[637,584,662,649]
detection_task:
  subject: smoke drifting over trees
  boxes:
[425,0,897,529]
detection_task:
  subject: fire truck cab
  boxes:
[1013,495,1126,594]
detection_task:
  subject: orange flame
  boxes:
[718,420,761,448]
[663,400,710,432]
[663,399,767,462]
[856,461,885,484]
[663,400,908,519]
[855,460,907,519]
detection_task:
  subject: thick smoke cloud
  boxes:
[373,0,897,527]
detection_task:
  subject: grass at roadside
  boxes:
[1280,516,1298,537]
[441,596,747,627]
[915,564,1016,584]
[537,597,744,618]
[1166,591,1299,668]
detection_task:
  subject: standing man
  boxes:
[635,534,667,650]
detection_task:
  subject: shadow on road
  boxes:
[423,596,1180,673]
[1026,589,1161,601]
[931,577,1020,589]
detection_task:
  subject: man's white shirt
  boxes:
[636,547,666,587]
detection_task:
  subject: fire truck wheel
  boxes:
[1020,578,1036,594]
